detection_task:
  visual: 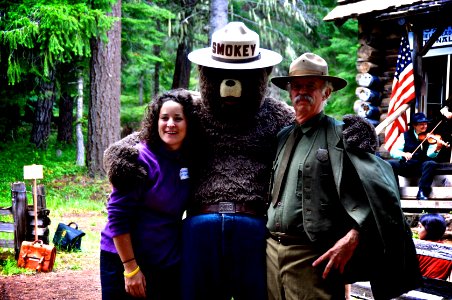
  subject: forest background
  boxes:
[0,0,357,276]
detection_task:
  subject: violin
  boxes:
[418,132,450,148]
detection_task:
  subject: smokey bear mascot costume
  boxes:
[103,22,379,300]
[181,22,293,300]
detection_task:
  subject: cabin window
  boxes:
[423,54,451,120]
[422,54,452,162]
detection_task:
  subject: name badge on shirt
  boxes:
[180,168,189,180]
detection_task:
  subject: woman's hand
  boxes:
[124,266,146,298]
[113,234,146,298]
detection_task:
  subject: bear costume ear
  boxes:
[103,132,147,191]
[342,114,378,153]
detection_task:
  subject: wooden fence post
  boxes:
[37,184,46,209]
[11,182,28,259]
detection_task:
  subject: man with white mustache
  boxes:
[266,53,421,300]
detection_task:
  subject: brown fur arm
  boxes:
[342,114,378,153]
[103,132,146,191]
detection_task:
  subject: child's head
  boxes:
[418,214,447,241]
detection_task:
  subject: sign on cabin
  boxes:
[424,26,452,48]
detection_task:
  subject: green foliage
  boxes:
[230,0,317,60]
[0,250,33,275]
[0,1,115,84]
[88,0,117,11]
[318,18,359,118]
[0,128,109,212]
[120,94,147,126]
[121,1,175,97]
[0,125,109,275]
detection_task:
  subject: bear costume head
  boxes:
[188,22,283,123]
[197,66,272,121]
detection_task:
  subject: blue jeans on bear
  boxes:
[181,213,267,300]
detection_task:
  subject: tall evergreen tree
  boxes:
[171,0,199,89]
[88,0,122,177]
[209,0,228,42]
[121,0,174,101]
[0,1,114,148]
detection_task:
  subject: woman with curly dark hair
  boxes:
[100,88,196,299]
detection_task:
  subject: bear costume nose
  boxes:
[225,80,236,87]
[220,79,242,98]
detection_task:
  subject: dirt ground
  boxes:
[0,269,101,299]
[0,212,105,300]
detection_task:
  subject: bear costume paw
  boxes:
[103,132,146,191]
[342,114,378,153]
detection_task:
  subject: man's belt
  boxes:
[268,232,312,245]
[188,201,266,216]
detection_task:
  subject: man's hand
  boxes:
[402,152,413,161]
[440,106,452,119]
[312,228,359,279]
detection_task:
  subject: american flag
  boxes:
[384,35,416,151]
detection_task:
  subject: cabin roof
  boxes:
[324,0,452,23]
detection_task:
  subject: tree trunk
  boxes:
[30,70,56,149]
[209,0,228,44]
[153,43,160,97]
[57,91,74,144]
[172,0,197,89]
[76,76,85,167]
[139,75,143,106]
[153,22,161,98]
[87,0,122,177]
[172,42,192,89]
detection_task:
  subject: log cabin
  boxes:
[324,0,452,211]
[325,3,452,297]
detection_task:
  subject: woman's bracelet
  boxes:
[124,266,140,278]
[122,257,135,264]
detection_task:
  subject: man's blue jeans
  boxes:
[181,213,267,300]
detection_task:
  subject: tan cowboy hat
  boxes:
[271,52,347,91]
[188,22,282,70]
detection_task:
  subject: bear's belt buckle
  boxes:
[218,202,235,213]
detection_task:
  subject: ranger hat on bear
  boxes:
[271,52,347,91]
[188,22,282,70]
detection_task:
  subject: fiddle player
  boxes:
[388,112,443,200]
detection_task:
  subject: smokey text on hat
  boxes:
[212,42,257,58]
